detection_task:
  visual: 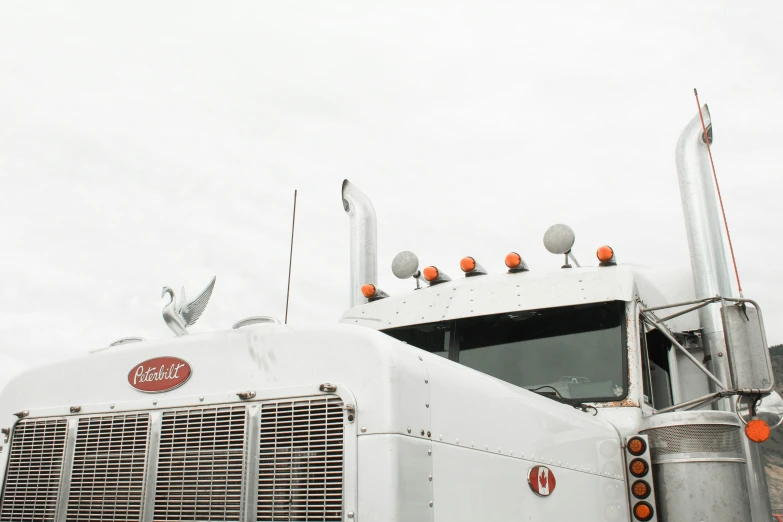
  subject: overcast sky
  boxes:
[2,2,782,388]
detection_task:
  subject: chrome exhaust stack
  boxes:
[675,104,734,389]
[675,104,734,302]
[342,179,378,308]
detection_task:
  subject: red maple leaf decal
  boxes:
[539,469,547,489]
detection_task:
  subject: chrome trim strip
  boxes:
[141,412,162,522]
[244,404,261,522]
[652,457,747,465]
[54,417,78,522]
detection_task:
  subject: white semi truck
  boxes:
[0,106,780,521]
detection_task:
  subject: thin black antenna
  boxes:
[285,189,298,324]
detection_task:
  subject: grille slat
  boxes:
[258,397,344,522]
[154,405,247,521]
[66,413,150,522]
[0,419,68,522]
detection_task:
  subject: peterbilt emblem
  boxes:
[528,466,556,496]
[128,357,192,393]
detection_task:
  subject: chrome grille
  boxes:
[67,414,150,522]
[154,405,247,521]
[258,397,344,521]
[0,419,68,522]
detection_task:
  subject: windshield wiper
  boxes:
[547,395,597,415]
[529,387,597,415]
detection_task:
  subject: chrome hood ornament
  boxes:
[161,276,216,336]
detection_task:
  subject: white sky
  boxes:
[2,2,782,388]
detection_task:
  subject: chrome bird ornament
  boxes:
[161,276,217,336]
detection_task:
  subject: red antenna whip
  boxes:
[693,88,743,297]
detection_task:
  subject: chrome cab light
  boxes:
[422,266,451,286]
[460,257,488,277]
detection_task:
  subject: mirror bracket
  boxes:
[640,296,776,415]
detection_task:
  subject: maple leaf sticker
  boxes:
[528,466,556,496]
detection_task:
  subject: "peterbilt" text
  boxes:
[133,363,186,385]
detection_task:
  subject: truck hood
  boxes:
[0,323,626,481]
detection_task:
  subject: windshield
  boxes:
[382,301,627,402]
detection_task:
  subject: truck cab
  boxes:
[341,263,672,425]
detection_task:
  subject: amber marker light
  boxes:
[361,284,377,298]
[631,480,650,499]
[629,458,648,477]
[597,245,614,263]
[627,437,647,456]
[633,502,653,521]
[505,252,522,268]
[423,266,439,281]
[460,257,476,272]
[745,419,771,443]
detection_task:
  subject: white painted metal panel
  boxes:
[357,435,433,522]
[422,353,627,482]
[431,442,629,521]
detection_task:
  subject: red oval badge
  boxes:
[128,357,192,393]
[528,466,556,496]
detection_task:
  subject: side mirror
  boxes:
[721,302,775,393]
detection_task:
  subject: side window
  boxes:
[647,330,673,409]
[382,322,452,358]
[639,315,674,409]
[639,316,654,406]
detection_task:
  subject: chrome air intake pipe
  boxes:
[342,179,378,308]
[675,105,772,521]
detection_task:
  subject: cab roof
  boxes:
[340,265,670,330]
